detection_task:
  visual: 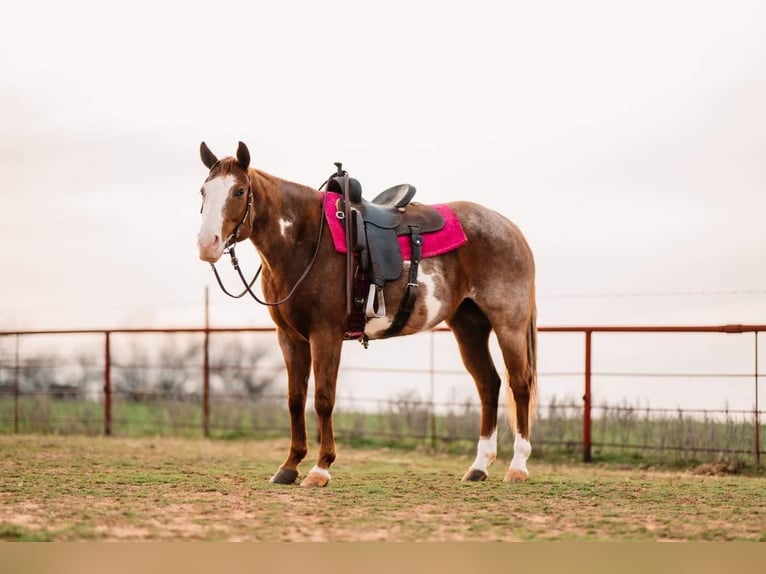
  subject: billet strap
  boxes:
[342,174,353,318]
[383,225,422,337]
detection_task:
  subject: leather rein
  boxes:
[208,171,330,307]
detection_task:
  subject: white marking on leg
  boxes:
[509,434,532,476]
[279,218,293,237]
[307,465,331,480]
[469,429,497,474]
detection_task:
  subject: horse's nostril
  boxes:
[214,235,221,244]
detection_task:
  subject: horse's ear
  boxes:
[200,142,218,169]
[236,141,250,171]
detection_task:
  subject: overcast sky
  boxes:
[1,0,765,331]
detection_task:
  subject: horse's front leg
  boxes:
[300,332,343,487]
[270,329,312,485]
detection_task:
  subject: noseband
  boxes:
[207,168,329,307]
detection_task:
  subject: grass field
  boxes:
[2,395,763,472]
[0,435,764,541]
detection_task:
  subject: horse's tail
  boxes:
[527,304,538,427]
[506,302,538,433]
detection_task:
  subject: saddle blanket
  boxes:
[322,192,468,260]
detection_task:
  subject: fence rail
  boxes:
[0,323,763,468]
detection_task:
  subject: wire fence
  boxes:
[0,324,763,469]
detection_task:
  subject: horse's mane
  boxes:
[215,157,240,177]
[214,158,320,197]
[252,168,316,195]
[212,159,301,188]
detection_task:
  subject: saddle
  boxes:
[326,164,445,340]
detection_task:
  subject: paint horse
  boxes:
[197,141,537,486]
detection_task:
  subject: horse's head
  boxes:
[197,141,252,262]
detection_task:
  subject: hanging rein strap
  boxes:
[209,175,255,299]
[210,176,329,307]
[210,246,261,299]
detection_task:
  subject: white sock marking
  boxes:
[509,434,532,476]
[308,465,331,480]
[469,429,497,474]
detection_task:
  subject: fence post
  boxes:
[429,331,436,449]
[14,334,19,434]
[755,332,761,470]
[203,287,210,438]
[104,331,112,436]
[583,330,592,463]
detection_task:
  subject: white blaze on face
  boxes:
[198,174,237,262]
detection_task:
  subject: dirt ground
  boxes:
[1,435,764,541]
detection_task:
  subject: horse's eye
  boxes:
[234,188,245,197]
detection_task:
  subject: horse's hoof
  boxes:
[461,468,488,482]
[269,468,299,485]
[503,469,529,483]
[300,471,330,488]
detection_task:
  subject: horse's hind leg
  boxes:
[447,300,502,482]
[495,317,537,483]
[270,329,311,485]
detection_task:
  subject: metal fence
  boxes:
[0,324,763,467]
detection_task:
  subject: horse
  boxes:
[196,141,537,487]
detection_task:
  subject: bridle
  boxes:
[206,166,329,307]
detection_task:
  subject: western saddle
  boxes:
[326,163,445,342]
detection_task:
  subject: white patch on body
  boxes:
[307,465,331,480]
[364,314,393,338]
[279,218,293,237]
[468,429,497,474]
[363,262,446,339]
[509,434,532,477]
[198,174,236,259]
[418,267,443,328]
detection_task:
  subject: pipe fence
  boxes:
[0,324,763,468]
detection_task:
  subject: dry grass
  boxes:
[0,435,764,541]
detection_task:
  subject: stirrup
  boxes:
[365,284,386,319]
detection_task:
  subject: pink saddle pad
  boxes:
[321,192,467,260]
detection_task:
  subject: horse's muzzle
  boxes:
[198,234,223,262]
[198,251,222,263]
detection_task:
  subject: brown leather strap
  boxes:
[342,174,353,318]
[384,225,422,337]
